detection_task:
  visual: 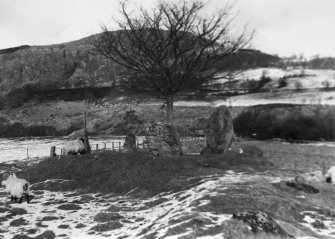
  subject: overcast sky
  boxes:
[0,0,334,58]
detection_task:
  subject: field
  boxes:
[1,140,335,238]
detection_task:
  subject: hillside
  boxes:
[0,32,280,109]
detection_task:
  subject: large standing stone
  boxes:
[201,106,234,154]
[123,134,137,153]
[145,123,182,157]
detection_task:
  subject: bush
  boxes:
[113,110,144,135]
[277,77,288,88]
[294,81,303,91]
[233,104,335,141]
[321,80,331,88]
[258,75,272,89]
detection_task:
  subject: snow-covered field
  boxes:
[0,136,126,163]
[175,89,335,107]
[214,68,335,88]
[186,68,335,107]
[0,172,296,239]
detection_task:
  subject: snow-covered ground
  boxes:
[0,172,286,239]
[175,89,335,107]
[0,136,126,163]
[214,68,335,88]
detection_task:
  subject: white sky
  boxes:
[0,0,334,58]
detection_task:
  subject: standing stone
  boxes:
[201,106,234,154]
[123,134,137,153]
[146,122,182,157]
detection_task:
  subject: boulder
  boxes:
[201,106,234,154]
[233,211,292,237]
[146,123,182,156]
[298,170,325,183]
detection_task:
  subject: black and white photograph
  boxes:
[0,0,335,238]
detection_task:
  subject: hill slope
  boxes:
[0,33,280,108]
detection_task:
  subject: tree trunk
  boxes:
[165,96,174,125]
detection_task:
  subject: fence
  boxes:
[49,133,206,157]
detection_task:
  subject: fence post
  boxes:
[27,148,29,159]
[96,144,98,150]
[322,161,326,175]
[50,146,56,157]
[112,142,114,151]
[104,142,106,150]
[119,142,121,152]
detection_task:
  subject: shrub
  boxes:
[233,104,335,141]
[258,75,272,89]
[294,81,303,91]
[277,77,288,88]
[321,80,331,88]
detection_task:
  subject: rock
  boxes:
[299,170,325,182]
[233,211,292,237]
[286,181,319,193]
[123,134,137,153]
[146,123,182,156]
[311,219,326,229]
[201,106,234,154]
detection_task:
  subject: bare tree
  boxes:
[95,0,251,124]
